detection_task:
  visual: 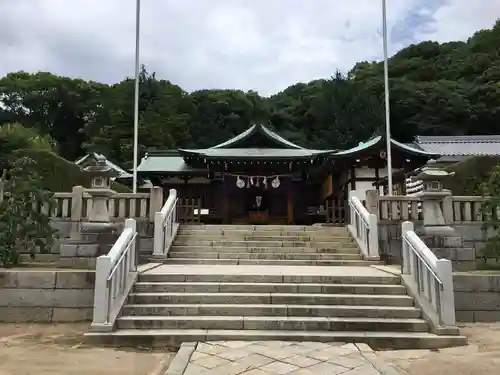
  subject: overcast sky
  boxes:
[1,0,498,96]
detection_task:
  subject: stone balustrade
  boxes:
[46,186,164,223]
[375,194,488,224]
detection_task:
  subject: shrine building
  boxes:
[137,123,437,224]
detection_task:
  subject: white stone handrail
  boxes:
[347,192,379,260]
[401,221,456,327]
[91,218,138,331]
[153,189,179,258]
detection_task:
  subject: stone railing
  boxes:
[33,186,164,223]
[377,195,422,222]
[347,191,379,260]
[153,189,179,259]
[401,221,457,330]
[374,194,487,224]
[91,218,139,331]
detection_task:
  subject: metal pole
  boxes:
[382,0,393,195]
[132,0,141,194]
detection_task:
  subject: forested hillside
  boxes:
[0,20,499,166]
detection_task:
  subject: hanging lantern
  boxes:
[236,176,245,188]
[263,177,268,189]
[255,177,260,187]
[271,176,280,189]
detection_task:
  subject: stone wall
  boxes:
[378,222,495,270]
[453,273,500,322]
[0,270,95,322]
[20,237,154,269]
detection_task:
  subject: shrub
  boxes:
[0,157,57,267]
[479,163,500,259]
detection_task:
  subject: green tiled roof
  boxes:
[211,123,304,149]
[137,152,204,174]
[178,148,332,159]
[332,136,438,158]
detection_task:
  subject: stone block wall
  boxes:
[378,222,498,270]
[453,273,500,322]
[0,270,95,322]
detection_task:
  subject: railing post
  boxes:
[401,221,414,275]
[149,186,164,222]
[365,189,379,215]
[442,195,453,224]
[348,190,355,225]
[368,213,379,258]
[153,211,164,257]
[153,189,177,257]
[125,218,137,271]
[436,258,456,326]
[70,185,84,239]
[91,254,113,330]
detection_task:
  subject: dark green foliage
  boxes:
[478,164,500,259]
[0,21,499,164]
[8,149,130,193]
[444,156,500,195]
[0,157,57,267]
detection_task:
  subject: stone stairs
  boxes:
[88,224,467,349]
[167,225,379,266]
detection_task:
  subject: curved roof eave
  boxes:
[210,123,304,150]
[331,136,439,158]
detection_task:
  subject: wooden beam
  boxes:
[287,189,294,224]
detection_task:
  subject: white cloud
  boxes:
[0,0,498,96]
[422,1,500,42]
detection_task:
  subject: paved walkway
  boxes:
[181,340,401,375]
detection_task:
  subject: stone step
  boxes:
[174,234,354,242]
[122,303,421,318]
[138,272,401,285]
[172,240,354,248]
[164,258,378,266]
[169,252,362,260]
[178,224,347,231]
[133,282,407,294]
[170,246,360,254]
[85,329,468,350]
[116,316,429,332]
[128,292,414,306]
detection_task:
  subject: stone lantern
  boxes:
[413,159,455,237]
[82,155,118,230]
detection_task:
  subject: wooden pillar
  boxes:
[223,188,230,224]
[287,188,294,224]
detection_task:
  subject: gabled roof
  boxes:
[332,135,438,158]
[211,123,304,149]
[75,152,133,178]
[415,135,500,156]
[178,123,334,160]
[178,148,332,159]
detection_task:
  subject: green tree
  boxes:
[479,164,500,260]
[0,72,105,160]
[0,157,56,267]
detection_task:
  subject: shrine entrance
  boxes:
[224,175,290,224]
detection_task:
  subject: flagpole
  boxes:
[382,0,393,196]
[132,0,141,193]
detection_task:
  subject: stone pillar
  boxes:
[365,189,379,215]
[149,186,164,221]
[70,185,85,239]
